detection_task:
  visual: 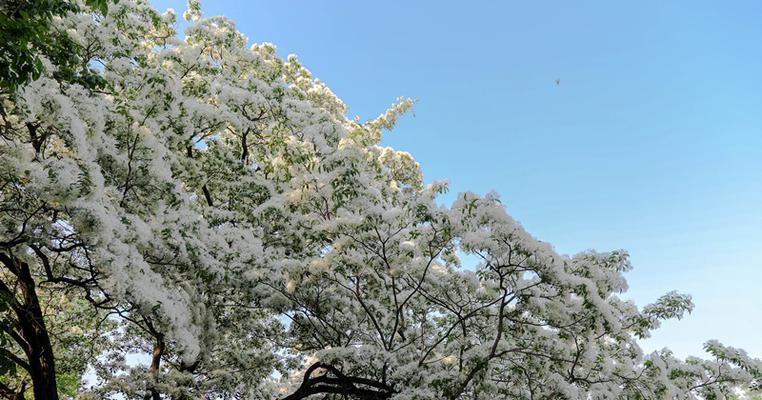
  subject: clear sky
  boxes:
[152,0,762,359]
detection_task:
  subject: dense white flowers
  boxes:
[0,0,759,399]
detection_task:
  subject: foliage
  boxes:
[0,0,111,93]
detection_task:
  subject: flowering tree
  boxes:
[0,1,759,399]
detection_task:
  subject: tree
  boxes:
[0,0,760,399]
[0,282,112,399]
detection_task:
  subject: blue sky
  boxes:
[152,0,762,358]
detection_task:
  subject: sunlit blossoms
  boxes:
[0,1,759,399]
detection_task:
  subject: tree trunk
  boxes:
[145,335,164,400]
[0,253,59,400]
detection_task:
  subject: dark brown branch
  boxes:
[282,362,394,400]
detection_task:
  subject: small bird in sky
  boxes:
[555,79,560,85]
